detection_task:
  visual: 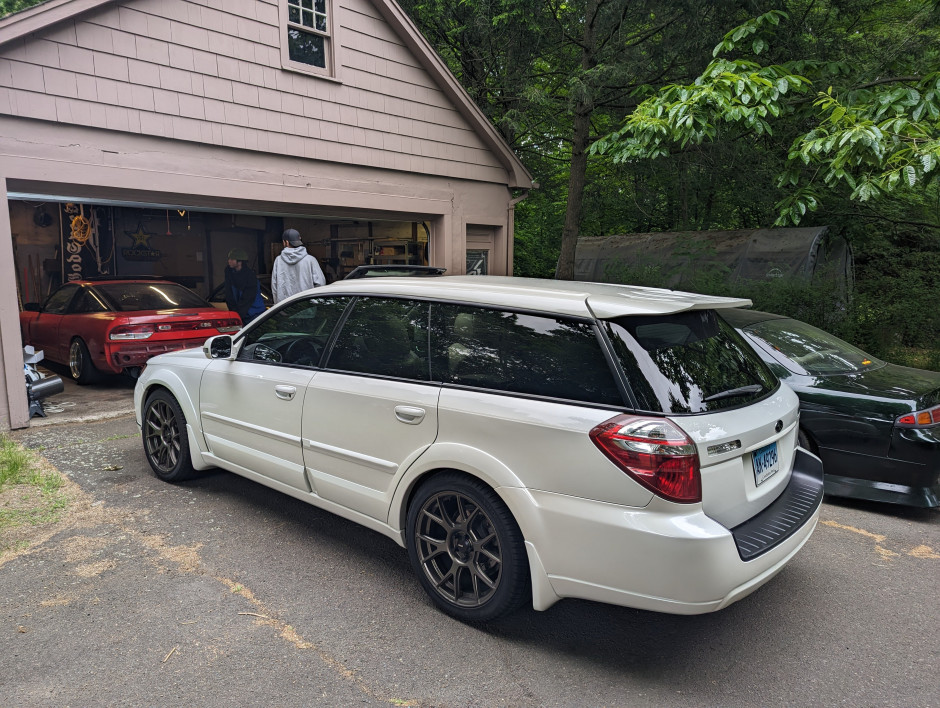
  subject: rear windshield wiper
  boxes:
[703,384,764,402]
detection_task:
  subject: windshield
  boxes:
[95,282,209,312]
[605,310,777,414]
[744,318,884,376]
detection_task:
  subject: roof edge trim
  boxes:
[0,0,117,48]
[366,0,533,189]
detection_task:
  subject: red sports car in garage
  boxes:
[20,278,242,384]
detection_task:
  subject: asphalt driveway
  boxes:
[2,413,938,707]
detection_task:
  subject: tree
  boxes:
[591,4,940,228]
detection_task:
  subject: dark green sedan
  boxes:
[721,308,940,508]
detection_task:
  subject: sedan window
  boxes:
[42,284,80,314]
[238,296,349,367]
[744,318,884,376]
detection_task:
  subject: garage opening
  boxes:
[8,197,432,307]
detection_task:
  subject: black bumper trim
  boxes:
[731,449,824,561]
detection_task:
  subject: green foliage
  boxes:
[0,434,66,544]
[0,0,41,17]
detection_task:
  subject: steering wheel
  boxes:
[282,337,322,366]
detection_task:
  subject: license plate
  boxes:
[752,442,780,486]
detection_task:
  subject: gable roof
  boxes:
[0,0,533,188]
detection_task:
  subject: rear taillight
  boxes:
[110,324,154,340]
[896,405,940,428]
[590,414,701,503]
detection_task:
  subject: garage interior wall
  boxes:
[8,199,432,304]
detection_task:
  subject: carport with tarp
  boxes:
[574,227,853,291]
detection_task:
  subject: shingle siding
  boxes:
[0,0,505,181]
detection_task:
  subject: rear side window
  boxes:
[430,304,622,406]
[326,297,431,381]
[605,310,777,414]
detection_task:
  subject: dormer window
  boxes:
[281,0,335,77]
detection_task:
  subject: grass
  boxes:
[0,434,69,551]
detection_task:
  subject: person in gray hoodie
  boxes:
[272,228,326,303]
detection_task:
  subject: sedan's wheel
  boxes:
[68,338,100,385]
[143,390,195,482]
[406,472,529,622]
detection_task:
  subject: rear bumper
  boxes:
[104,340,205,372]
[825,474,939,508]
[501,450,823,615]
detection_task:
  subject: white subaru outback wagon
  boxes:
[135,276,823,622]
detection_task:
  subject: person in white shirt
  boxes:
[271,228,326,303]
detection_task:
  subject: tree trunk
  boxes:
[555,109,592,280]
[554,0,599,281]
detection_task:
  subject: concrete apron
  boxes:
[28,364,136,428]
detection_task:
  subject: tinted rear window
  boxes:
[95,283,209,311]
[605,310,777,414]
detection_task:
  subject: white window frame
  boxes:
[279,0,339,80]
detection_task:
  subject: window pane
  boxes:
[745,318,882,375]
[288,6,300,23]
[288,28,326,68]
[72,289,108,314]
[315,0,326,12]
[327,298,430,380]
[301,8,314,27]
[95,282,209,311]
[315,13,327,31]
[430,304,622,405]
[239,296,348,367]
[301,0,313,9]
[43,284,79,314]
[606,310,777,414]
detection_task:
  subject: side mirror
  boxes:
[203,335,235,360]
[23,303,41,312]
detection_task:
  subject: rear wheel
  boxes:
[798,428,817,454]
[142,390,195,482]
[68,338,101,385]
[406,472,530,622]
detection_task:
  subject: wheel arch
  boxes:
[136,371,213,470]
[390,451,560,613]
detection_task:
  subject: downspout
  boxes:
[507,187,534,276]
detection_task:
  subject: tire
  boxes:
[69,338,101,385]
[797,428,816,454]
[142,390,196,482]
[406,472,530,622]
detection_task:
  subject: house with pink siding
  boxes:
[0,0,533,428]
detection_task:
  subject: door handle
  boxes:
[274,385,296,400]
[394,405,426,424]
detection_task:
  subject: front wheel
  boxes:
[142,390,196,482]
[406,472,530,622]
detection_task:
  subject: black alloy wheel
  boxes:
[142,390,195,482]
[69,338,100,385]
[406,472,529,622]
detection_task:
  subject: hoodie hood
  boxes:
[280,245,309,264]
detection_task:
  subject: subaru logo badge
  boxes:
[775,420,783,433]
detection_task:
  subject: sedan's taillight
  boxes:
[110,324,154,340]
[896,405,940,428]
[590,414,701,503]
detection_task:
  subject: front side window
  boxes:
[606,310,777,414]
[283,0,332,74]
[42,284,79,314]
[326,298,431,381]
[430,304,623,406]
[238,296,348,367]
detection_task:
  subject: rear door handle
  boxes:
[395,405,426,424]
[274,385,296,400]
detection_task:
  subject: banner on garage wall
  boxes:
[60,203,114,281]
